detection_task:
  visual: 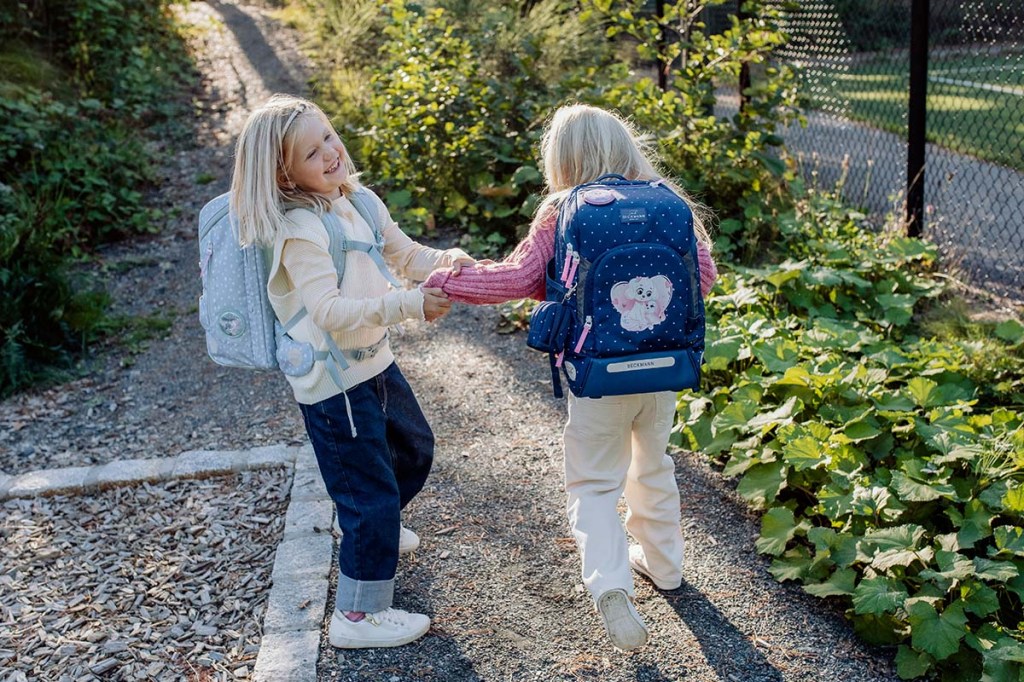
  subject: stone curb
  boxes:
[0,443,301,501]
[253,448,334,682]
[1,442,335,682]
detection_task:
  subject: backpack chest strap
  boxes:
[334,238,404,289]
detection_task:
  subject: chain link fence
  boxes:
[781,0,1022,299]
[707,0,1023,301]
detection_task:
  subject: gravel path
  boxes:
[0,2,899,681]
[315,307,898,682]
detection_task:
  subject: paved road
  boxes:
[788,112,1022,299]
[718,94,1023,302]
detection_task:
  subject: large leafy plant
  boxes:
[0,1,192,396]
[675,191,1024,681]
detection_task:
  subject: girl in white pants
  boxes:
[424,105,718,650]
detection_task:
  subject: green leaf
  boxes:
[920,550,974,585]
[858,525,925,559]
[993,526,1024,558]
[765,267,802,289]
[905,377,939,408]
[769,546,812,582]
[851,485,906,523]
[803,567,857,598]
[907,599,967,661]
[853,612,905,646]
[747,396,801,433]
[736,461,787,508]
[994,318,1024,343]
[973,558,1019,582]
[1003,486,1024,515]
[960,580,1000,618]
[895,645,933,679]
[509,165,542,187]
[852,576,907,615]
[890,471,955,503]
[782,436,825,471]
[843,419,882,442]
[873,545,932,572]
[756,506,800,556]
[955,500,995,548]
[386,189,412,208]
[713,401,759,432]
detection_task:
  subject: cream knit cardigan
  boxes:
[267,189,469,405]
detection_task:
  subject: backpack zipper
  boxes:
[573,316,593,354]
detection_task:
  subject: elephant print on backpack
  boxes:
[610,275,674,332]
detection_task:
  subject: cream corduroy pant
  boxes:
[563,391,685,601]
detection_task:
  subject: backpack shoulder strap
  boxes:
[314,192,402,289]
[347,186,385,243]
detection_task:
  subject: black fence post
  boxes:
[906,0,929,238]
[657,0,668,91]
[738,0,751,111]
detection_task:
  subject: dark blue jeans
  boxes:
[298,362,434,613]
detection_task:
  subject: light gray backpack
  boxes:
[197,188,401,386]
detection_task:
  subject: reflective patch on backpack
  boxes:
[619,207,647,223]
[217,310,247,338]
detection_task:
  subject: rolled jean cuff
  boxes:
[335,573,394,614]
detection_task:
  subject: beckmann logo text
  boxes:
[607,356,676,373]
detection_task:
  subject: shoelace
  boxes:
[366,608,408,627]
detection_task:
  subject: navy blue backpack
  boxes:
[527,174,705,398]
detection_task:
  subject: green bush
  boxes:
[304,0,608,254]
[0,1,192,396]
[577,0,803,263]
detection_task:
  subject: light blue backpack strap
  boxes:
[320,210,349,286]
[348,187,385,243]
[344,240,404,289]
[316,190,403,289]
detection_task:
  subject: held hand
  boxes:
[450,255,478,276]
[421,287,452,322]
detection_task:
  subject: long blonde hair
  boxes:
[538,104,712,247]
[231,94,360,247]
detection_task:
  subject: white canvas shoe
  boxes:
[329,608,430,648]
[398,525,420,554]
[628,544,682,591]
[330,519,420,555]
[596,589,649,651]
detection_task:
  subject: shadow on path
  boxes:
[206,0,304,100]
[662,580,785,682]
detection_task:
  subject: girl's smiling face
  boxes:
[284,113,349,199]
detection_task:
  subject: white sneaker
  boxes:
[629,545,682,591]
[330,519,420,555]
[398,525,420,554]
[596,589,649,651]
[329,608,430,648]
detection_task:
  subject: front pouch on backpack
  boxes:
[562,348,702,399]
[274,323,315,377]
[527,301,575,354]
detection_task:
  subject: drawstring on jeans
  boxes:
[342,391,358,438]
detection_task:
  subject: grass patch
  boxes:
[0,43,64,90]
[811,51,1024,170]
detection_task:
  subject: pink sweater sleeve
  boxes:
[421,208,718,303]
[422,209,557,305]
[697,243,717,298]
